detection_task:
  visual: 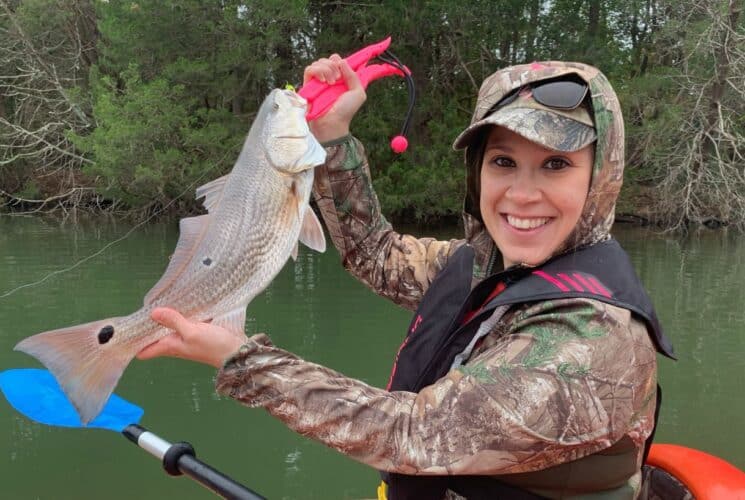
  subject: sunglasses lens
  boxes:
[532,80,588,109]
[491,89,520,111]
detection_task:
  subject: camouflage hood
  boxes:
[455,61,624,275]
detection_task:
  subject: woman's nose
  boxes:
[505,168,542,204]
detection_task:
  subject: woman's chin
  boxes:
[502,248,552,268]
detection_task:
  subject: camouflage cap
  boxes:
[453,89,596,152]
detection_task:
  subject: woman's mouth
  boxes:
[505,215,551,230]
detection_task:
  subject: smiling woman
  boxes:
[479,127,593,267]
[137,59,680,500]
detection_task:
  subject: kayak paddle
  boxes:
[0,368,265,500]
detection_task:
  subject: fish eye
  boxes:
[272,102,280,111]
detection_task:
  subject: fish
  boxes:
[14,89,327,424]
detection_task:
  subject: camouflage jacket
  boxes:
[216,61,660,498]
[215,137,658,499]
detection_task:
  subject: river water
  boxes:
[0,217,742,499]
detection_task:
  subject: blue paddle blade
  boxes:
[0,368,143,432]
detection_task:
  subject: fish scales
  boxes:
[14,89,327,424]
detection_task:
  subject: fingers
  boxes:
[303,54,344,85]
[141,307,246,368]
[136,332,182,360]
[339,59,363,94]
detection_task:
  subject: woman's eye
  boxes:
[491,156,515,168]
[544,157,570,170]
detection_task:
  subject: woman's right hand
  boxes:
[303,54,367,143]
[137,307,249,369]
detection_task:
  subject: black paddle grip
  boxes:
[163,441,195,476]
[122,424,265,499]
[175,450,266,500]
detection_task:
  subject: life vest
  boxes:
[382,238,676,500]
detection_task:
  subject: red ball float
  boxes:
[390,135,408,154]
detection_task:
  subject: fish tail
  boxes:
[15,317,133,425]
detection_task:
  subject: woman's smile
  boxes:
[503,214,552,231]
[480,126,594,268]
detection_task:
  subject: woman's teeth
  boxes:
[506,215,550,229]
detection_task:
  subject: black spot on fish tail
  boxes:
[98,325,114,344]
[202,257,212,266]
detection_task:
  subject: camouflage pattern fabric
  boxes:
[215,62,659,499]
[217,298,657,497]
[310,136,464,310]
[452,87,597,153]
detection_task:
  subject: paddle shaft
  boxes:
[123,424,266,500]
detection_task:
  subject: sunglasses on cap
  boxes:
[490,76,589,113]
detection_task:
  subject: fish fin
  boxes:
[14,317,133,425]
[291,243,298,261]
[144,214,210,305]
[195,174,229,213]
[290,180,303,218]
[298,208,326,253]
[210,306,247,335]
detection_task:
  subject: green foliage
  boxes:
[303,0,655,220]
[2,0,742,227]
[13,0,77,69]
[95,0,308,114]
[16,179,40,200]
[616,0,745,227]
[63,0,312,213]
[71,64,242,211]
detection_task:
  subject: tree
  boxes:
[71,0,309,215]
[0,0,96,212]
[1,0,742,229]
[622,0,744,230]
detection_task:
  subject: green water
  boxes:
[0,217,743,499]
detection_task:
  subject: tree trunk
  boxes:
[525,0,541,61]
[587,0,600,39]
[703,0,741,157]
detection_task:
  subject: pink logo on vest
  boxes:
[533,270,612,298]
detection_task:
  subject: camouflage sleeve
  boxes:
[312,135,463,311]
[215,299,658,476]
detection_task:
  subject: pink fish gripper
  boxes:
[298,37,415,154]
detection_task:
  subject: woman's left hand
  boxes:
[137,307,249,368]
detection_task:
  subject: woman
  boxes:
[138,56,674,499]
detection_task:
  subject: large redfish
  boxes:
[15,89,327,424]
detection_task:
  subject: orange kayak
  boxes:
[647,444,745,499]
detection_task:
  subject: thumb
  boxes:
[339,60,363,93]
[151,307,190,333]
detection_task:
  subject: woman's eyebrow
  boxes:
[485,141,513,152]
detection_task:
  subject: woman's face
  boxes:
[479,126,593,268]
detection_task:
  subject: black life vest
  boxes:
[383,238,676,500]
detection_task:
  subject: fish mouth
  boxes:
[281,88,307,105]
[273,134,308,140]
